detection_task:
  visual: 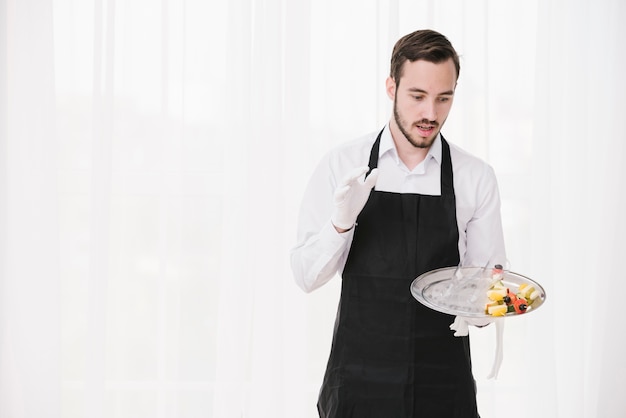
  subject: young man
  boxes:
[291,29,506,417]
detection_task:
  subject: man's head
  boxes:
[389,29,460,86]
[386,30,460,150]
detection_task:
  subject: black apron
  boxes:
[317,130,478,418]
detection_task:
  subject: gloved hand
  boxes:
[449,316,494,337]
[331,166,379,231]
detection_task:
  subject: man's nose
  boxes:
[421,100,437,121]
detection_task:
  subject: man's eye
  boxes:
[413,96,424,101]
[438,97,450,102]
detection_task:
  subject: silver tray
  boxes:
[411,266,547,318]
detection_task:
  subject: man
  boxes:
[291,29,506,418]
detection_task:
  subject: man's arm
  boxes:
[290,155,353,292]
[290,156,378,292]
[463,163,507,269]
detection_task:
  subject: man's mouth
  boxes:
[416,123,437,135]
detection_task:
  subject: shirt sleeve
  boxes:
[460,163,507,269]
[290,153,355,293]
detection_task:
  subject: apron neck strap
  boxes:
[366,128,383,178]
[440,134,454,196]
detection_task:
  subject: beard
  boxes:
[393,96,440,149]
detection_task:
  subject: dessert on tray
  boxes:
[485,265,541,316]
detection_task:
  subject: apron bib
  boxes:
[317,130,479,418]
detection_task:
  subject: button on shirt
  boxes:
[291,125,506,293]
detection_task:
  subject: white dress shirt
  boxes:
[291,125,506,293]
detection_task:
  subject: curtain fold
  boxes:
[1,0,626,417]
[533,1,626,417]
[1,1,61,417]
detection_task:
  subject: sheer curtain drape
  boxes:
[1,0,625,417]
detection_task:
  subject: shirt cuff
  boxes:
[319,219,355,248]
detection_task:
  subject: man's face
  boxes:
[387,59,457,149]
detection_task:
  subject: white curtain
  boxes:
[1,0,625,417]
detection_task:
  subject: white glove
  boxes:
[449,316,494,337]
[486,319,505,379]
[331,166,379,231]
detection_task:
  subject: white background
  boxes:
[1,0,625,417]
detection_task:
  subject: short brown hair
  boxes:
[390,29,460,84]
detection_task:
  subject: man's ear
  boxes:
[385,77,396,100]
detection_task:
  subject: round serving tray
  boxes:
[411,266,546,318]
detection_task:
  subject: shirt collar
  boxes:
[379,123,443,166]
